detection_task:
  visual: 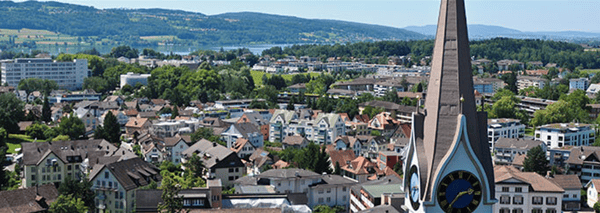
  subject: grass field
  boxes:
[4,134,36,154]
[250,70,321,86]
[524,128,534,137]
[581,69,600,75]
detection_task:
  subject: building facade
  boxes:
[494,166,563,213]
[1,58,88,90]
[488,118,526,150]
[534,123,595,149]
[120,72,151,88]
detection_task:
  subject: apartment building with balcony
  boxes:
[494,138,546,165]
[534,123,595,149]
[488,118,526,150]
[494,165,564,213]
[1,58,88,90]
[269,109,345,145]
[566,146,600,184]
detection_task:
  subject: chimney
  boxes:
[213,142,217,147]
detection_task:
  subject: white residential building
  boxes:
[494,166,563,213]
[569,78,590,91]
[120,72,151,88]
[493,138,546,165]
[1,58,88,90]
[534,123,595,149]
[517,76,546,90]
[488,118,526,150]
[222,123,264,149]
[587,179,600,209]
[151,119,200,138]
[269,110,345,144]
[307,174,358,210]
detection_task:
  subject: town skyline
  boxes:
[15,0,600,33]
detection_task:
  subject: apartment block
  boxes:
[1,58,88,90]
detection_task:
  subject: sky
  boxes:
[20,0,600,33]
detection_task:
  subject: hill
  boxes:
[404,24,600,41]
[0,1,426,47]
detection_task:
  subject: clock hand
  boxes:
[449,188,474,208]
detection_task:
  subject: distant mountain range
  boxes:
[404,24,600,41]
[0,1,426,46]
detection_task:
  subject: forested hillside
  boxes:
[0,1,426,46]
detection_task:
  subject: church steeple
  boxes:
[418,0,494,203]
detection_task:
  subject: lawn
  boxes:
[250,70,321,86]
[581,69,600,75]
[524,128,535,137]
[4,134,36,154]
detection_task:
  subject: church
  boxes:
[403,0,497,212]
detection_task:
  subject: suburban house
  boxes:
[89,157,162,213]
[368,112,401,137]
[125,117,151,136]
[230,138,256,159]
[233,168,322,194]
[587,179,600,208]
[182,139,246,187]
[342,156,383,183]
[306,174,358,210]
[282,135,308,149]
[237,111,270,141]
[0,184,59,213]
[161,135,190,164]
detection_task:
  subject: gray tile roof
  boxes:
[89,157,161,191]
[182,139,240,168]
[494,138,544,150]
[257,168,320,179]
[550,174,582,190]
[0,184,58,213]
[22,139,118,166]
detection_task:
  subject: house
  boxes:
[234,168,321,194]
[182,139,246,187]
[341,156,383,183]
[566,146,600,184]
[307,174,358,210]
[488,118,526,150]
[587,179,600,208]
[517,76,546,90]
[230,138,256,159]
[269,110,345,145]
[497,59,524,71]
[376,151,401,170]
[534,123,595,148]
[222,123,264,149]
[368,112,401,137]
[162,135,190,164]
[0,184,59,213]
[75,107,99,130]
[494,165,564,213]
[282,135,308,149]
[142,142,164,164]
[151,119,199,138]
[587,83,600,96]
[237,111,270,141]
[570,78,590,91]
[493,138,546,165]
[100,110,130,126]
[288,83,307,93]
[125,117,151,136]
[349,175,403,213]
[272,160,290,169]
[247,148,274,175]
[21,139,128,187]
[549,175,582,211]
[327,149,356,172]
[89,157,162,213]
[135,179,223,212]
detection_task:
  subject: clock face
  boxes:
[408,165,420,210]
[437,170,482,213]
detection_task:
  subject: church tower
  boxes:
[403,0,497,212]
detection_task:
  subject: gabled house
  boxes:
[587,179,600,208]
[75,107,99,131]
[333,136,361,156]
[550,174,582,211]
[565,146,600,184]
[368,112,400,137]
[269,109,345,144]
[327,149,356,172]
[282,135,308,149]
[237,111,270,141]
[247,148,274,175]
[100,110,130,126]
[89,157,162,213]
[230,138,256,159]
[162,135,190,164]
[222,123,264,149]
[0,184,59,213]
[341,156,383,183]
[182,139,246,187]
[125,117,151,136]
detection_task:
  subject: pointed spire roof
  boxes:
[418,0,494,201]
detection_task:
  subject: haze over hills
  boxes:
[0,0,426,47]
[404,24,600,41]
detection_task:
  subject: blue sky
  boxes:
[25,0,600,33]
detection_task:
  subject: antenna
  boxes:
[460,96,465,114]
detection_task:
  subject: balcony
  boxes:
[93,186,118,192]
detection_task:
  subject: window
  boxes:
[499,208,510,213]
[326,197,331,202]
[235,168,239,172]
[343,187,347,192]
[563,194,569,198]
[515,187,522,192]
[547,135,551,140]
[229,168,234,173]
[327,188,331,193]
[318,189,324,194]
[105,171,109,179]
[532,209,543,213]
[343,196,346,201]
[192,199,204,206]
[545,209,556,213]
[546,197,557,205]
[512,208,523,213]
[502,187,510,192]
[57,174,61,180]
[532,196,543,205]
[183,199,191,206]
[318,198,324,203]
[513,195,523,205]
[500,195,511,204]
[228,176,234,181]
[31,167,35,172]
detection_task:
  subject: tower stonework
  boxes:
[403,0,497,212]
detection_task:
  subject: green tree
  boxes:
[58,177,96,211]
[286,99,295,110]
[26,123,50,140]
[42,96,51,123]
[393,161,403,176]
[0,93,25,134]
[190,127,222,144]
[594,201,600,213]
[102,111,121,144]
[83,76,110,94]
[52,135,70,141]
[58,113,85,140]
[171,105,179,119]
[314,145,332,174]
[18,78,58,97]
[333,162,341,175]
[158,175,184,213]
[523,146,549,176]
[531,100,588,127]
[110,45,139,58]
[48,194,88,213]
[183,153,205,177]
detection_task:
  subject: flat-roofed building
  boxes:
[534,123,595,149]
[1,58,88,90]
[488,118,526,150]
